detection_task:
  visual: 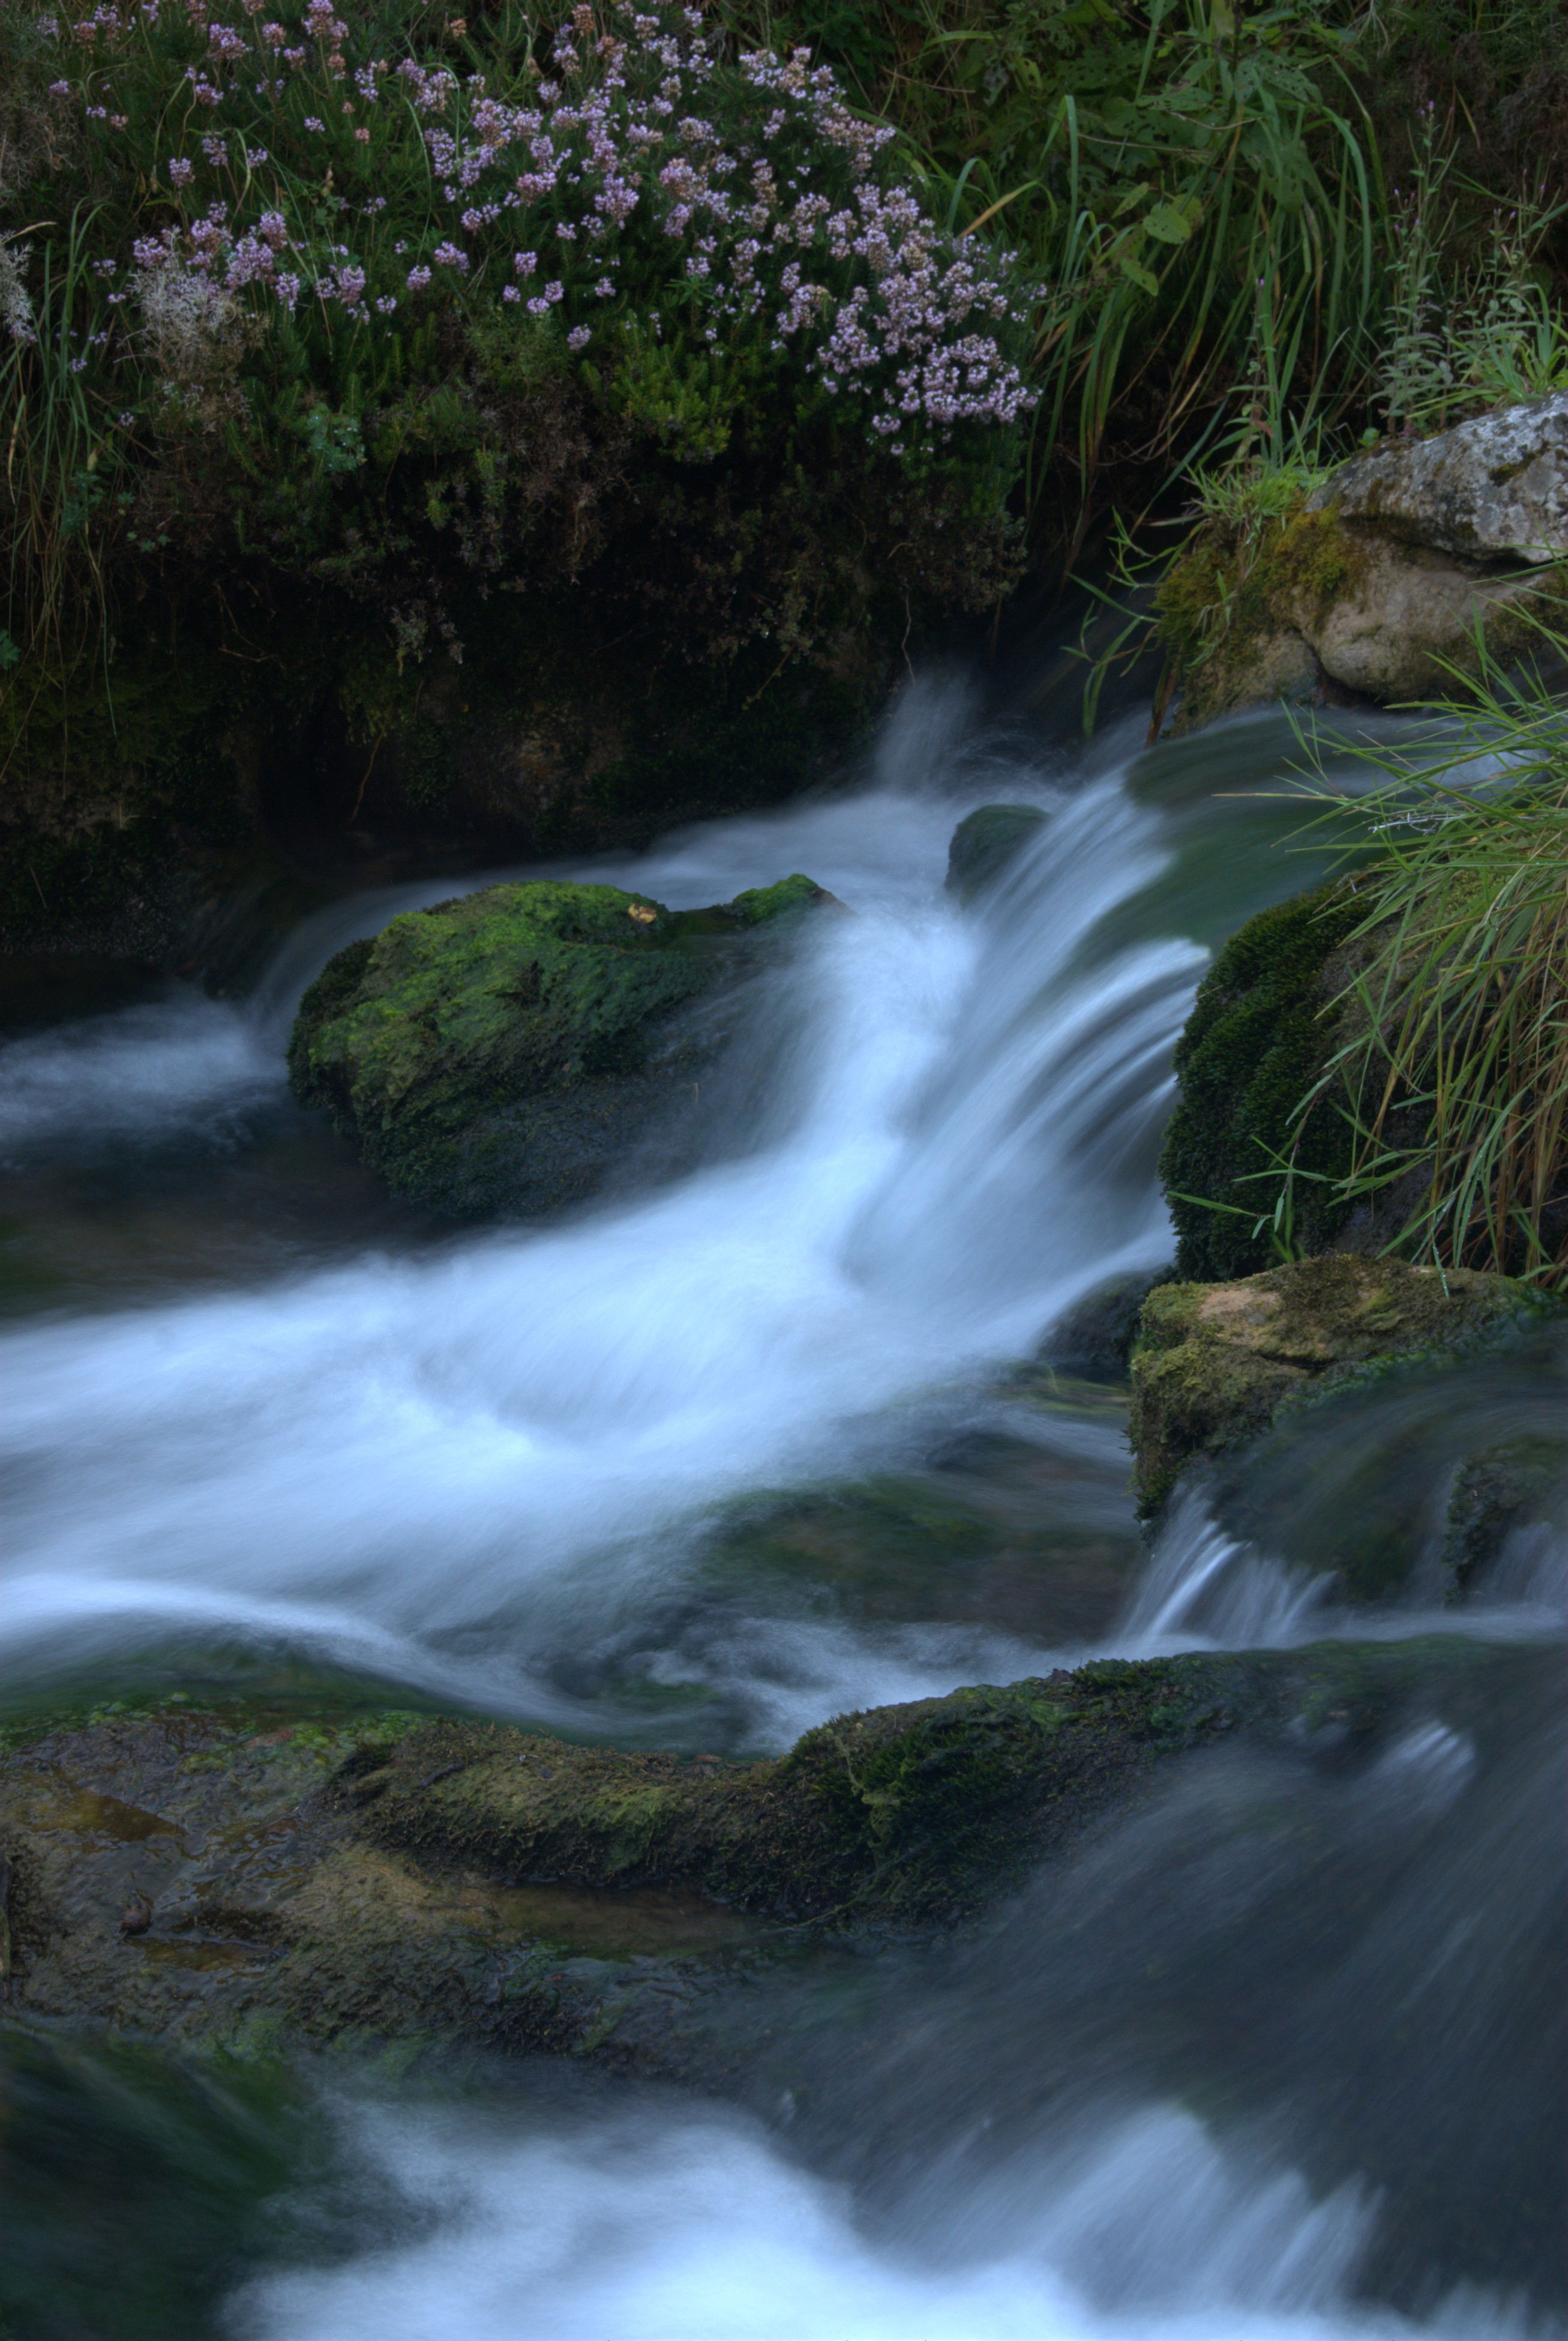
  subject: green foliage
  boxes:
[724,0,1392,526]
[1297,635,1568,1286]
[0,0,1032,901]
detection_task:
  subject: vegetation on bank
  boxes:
[1157,645,1568,1287]
[0,0,1036,936]
[4,0,1566,938]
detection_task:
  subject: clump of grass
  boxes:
[1302,634,1568,1286]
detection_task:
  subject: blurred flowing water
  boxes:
[2,682,1563,2338]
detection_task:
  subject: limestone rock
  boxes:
[287,872,829,1216]
[1128,1253,1555,1513]
[1161,398,1568,729]
[1305,393,1568,564]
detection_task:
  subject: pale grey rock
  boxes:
[1303,537,1539,700]
[1306,394,1568,565]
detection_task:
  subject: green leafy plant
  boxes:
[1297,627,1568,1286]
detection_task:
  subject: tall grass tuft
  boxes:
[1303,637,1568,1287]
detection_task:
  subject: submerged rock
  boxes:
[945,803,1048,901]
[1128,1253,1557,1515]
[0,1641,1520,2067]
[287,873,829,1216]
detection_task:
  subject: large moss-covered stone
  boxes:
[1160,881,1366,1280]
[1129,1253,1556,1514]
[0,1639,1518,2066]
[1154,399,1568,731]
[287,873,827,1215]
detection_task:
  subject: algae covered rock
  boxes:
[2,1639,1525,2068]
[1159,881,1365,1281]
[945,803,1048,902]
[1128,1253,1555,1514]
[288,873,829,1215]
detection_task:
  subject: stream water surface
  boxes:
[2,682,1563,2339]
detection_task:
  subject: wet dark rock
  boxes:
[1441,1435,1566,1595]
[1159,881,1366,1282]
[944,803,1048,902]
[287,873,831,1216]
[0,1641,1526,2069]
[1128,1252,1558,1516]
[1037,1270,1165,1381]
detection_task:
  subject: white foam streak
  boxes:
[1,764,1197,1722]
[232,2097,1495,2341]
[1122,1489,1335,1651]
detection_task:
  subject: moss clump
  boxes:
[288,873,828,1216]
[945,804,1049,902]
[1128,1252,1557,1517]
[1161,882,1368,1280]
[1154,505,1368,729]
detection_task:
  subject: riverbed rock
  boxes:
[1159,881,1366,1282]
[0,1642,1515,2067]
[1128,1253,1555,1514]
[1158,397,1568,729]
[287,873,829,1216]
[945,803,1048,901]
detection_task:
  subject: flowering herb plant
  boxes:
[4,0,1034,673]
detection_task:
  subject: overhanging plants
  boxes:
[1298,631,1568,1287]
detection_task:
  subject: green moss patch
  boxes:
[1155,506,1366,729]
[287,872,829,1216]
[1128,1253,1557,1517]
[1161,881,1367,1281]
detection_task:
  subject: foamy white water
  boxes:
[0,728,1197,1727]
[233,2094,1527,2341]
[6,682,1564,2340]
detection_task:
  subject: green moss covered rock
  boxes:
[945,804,1048,902]
[0,1638,1525,2068]
[1129,1253,1557,1515]
[288,873,829,1216]
[1160,881,1366,1280]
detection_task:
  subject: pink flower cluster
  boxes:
[44,0,1036,454]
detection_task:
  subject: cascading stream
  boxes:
[3,682,1563,2339]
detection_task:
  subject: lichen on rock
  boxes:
[287,872,831,1216]
[1128,1253,1557,1516]
[1154,397,1568,730]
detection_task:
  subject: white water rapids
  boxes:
[3,685,1561,2339]
[4,694,1203,1728]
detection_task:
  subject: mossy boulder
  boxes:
[0,1639,1521,2067]
[1160,881,1366,1280]
[287,873,829,1215]
[1129,1253,1558,1515]
[945,803,1048,902]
